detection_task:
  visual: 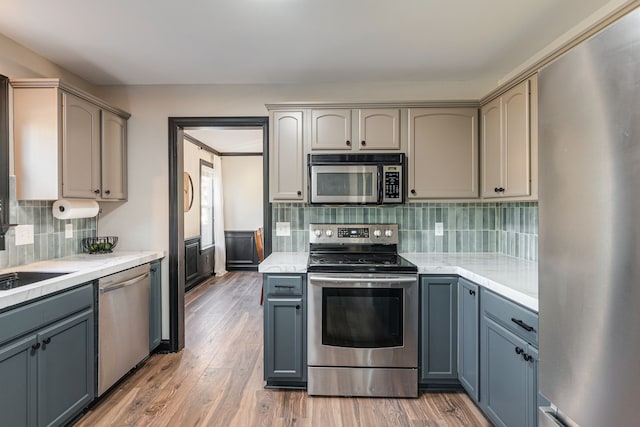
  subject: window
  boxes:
[200,161,215,249]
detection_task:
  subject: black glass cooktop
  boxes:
[307,252,417,273]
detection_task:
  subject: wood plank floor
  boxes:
[75,272,491,427]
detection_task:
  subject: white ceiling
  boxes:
[0,0,618,88]
[186,128,264,153]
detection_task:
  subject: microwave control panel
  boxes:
[382,165,402,203]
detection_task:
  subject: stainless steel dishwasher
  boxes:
[98,263,150,396]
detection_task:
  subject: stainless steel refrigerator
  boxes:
[538,6,640,427]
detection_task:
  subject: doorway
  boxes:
[168,117,270,352]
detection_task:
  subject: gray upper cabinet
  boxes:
[12,79,130,201]
[408,108,478,199]
[311,109,352,151]
[458,277,479,401]
[310,108,401,152]
[269,110,306,202]
[481,77,536,199]
[357,109,401,151]
[61,93,101,199]
[100,110,127,200]
[419,276,458,385]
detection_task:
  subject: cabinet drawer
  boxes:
[265,275,303,296]
[0,283,94,346]
[482,289,538,346]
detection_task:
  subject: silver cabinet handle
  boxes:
[100,272,149,293]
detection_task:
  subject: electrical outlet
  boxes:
[276,222,291,237]
[15,225,34,246]
[65,223,73,239]
[435,222,444,236]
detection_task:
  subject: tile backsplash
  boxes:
[0,176,96,269]
[272,202,538,261]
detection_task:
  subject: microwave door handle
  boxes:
[378,167,383,203]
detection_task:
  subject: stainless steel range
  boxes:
[307,224,418,398]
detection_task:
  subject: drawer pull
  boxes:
[511,317,535,332]
[274,285,295,289]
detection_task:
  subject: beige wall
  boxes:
[0,33,98,94]
[221,156,263,231]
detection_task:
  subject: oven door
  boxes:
[307,273,418,368]
[310,165,379,204]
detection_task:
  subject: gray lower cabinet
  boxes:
[149,260,162,351]
[481,288,539,427]
[0,283,95,427]
[419,276,458,386]
[263,274,306,387]
[458,277,479,401]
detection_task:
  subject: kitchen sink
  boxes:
[0,271,71,291]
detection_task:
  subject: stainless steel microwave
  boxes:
[308,153,404,205]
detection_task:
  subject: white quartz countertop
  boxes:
[259,252,538,312]
[400,253,538,312]
[258,252,309,273]
[0,251,165,311]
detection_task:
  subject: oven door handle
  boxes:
[309,275,417,284]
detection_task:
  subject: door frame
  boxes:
[168,116,270,352]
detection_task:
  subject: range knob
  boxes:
[325,229,333,237]
[385,229,393,237]
[373,229,382,238]
[314,229,322,237]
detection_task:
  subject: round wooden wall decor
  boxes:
[183,171,194,212]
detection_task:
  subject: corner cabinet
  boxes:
[12,78,130,201]
[0,283,95,427]
[263,274,306,387]
[310,108,402,152]
[268,110,306,202]
[419,276,458,387]
[457,277,479,401]
[481,76,538,200]
[407,108,478,199]
[480,288,539,427]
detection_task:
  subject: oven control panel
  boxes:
[309,224,398,244]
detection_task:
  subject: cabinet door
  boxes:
[481,97,502,198]
[101,110,127,200]
[311,109,352,150]
[358,109,401,151]
[37,309,94,427]
[264,297,305,382]
[409,108,478,199]
[61,92,101,199]
[269,111,306,201]
[482,316,534,427]
[149,261,162,352]
[458,278,479,401]
[419,276,457,384]
[0,334,38,427]
[502,80,531,197]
